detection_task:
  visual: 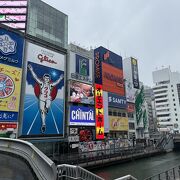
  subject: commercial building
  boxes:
[0,0,68,142]
[94,47,128,139]
[144,86,157,135]
[123,57,139,140]
[153,67,180,133]
[67,44,95,151]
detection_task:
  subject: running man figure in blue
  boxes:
[28,64,64,133]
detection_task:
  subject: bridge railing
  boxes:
[114,175,137,180]
[57,164,104,180]
[0,138,57,180]
[144,165,180,180]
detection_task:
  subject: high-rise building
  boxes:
[0,0,68,49]
[152,67,180,133]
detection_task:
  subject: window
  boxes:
[122,113,126,117]
[174,108,177,111]
[171,85,173,87]
[175,113,177,116]
[173,99,175,101]
[108,110,112,116]
[176,119,178,121]
[174,104,176,106]
[113,111,117,116]
[118,112,121,117]
[172,94,174,97]
[129,123,135,130]
[172,89,174,92]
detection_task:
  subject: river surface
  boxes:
[93,151,180,180]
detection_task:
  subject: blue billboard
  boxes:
[108,92,127,109]
[0,27,24,123]
[95,46,123,69]
[0,27,24,68]
[70,106,95,126]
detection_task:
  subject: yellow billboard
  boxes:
[0,64,22,112]
[109,116,128,131]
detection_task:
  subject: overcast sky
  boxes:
[42,0,180,87]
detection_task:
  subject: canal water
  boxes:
[93,151,180,180]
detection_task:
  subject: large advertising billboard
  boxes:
[69,52,93,84]
[94,46,123,85]
[102,62,125,96]
[0,1,27,32]
[21,42,65,137]
[95,84,104,139]
[69,80,94,105]
[69,106,95,126]
[108,92,127,109]
[131,58,140,89]
[0,27,24,137]
[109,116,128,131]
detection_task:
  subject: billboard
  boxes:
[0,1,27,32]
[94,46,123,69]
[102,62,125,96]
[0,28,24,123]
[69,106,95,126]
[109,116,128,131]
[103,91,109,133]
[108,92,127,109]
[131,58,139,89]
[21,42,65,137]
[127,103,135,113]
[95,84,104,139]
[69,80,94,105]
[94,50,102,85]
[0,122,17,138]
[69,52,93,84]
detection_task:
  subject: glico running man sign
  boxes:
[21,42,65,138]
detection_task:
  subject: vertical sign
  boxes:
[131,58,139,89]
[94,50,102,85]
[95,84,104,139]
[0,27,24,137]
[21,42,65,137]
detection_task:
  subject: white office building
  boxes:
[152,67,180,133]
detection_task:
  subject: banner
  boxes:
[109,116,128,131]
[21,42,65,137]
[95,84,104,139]
[131,58,139,89]
[108,92,127,109]
[69,106,95,126]
[102,62,125,96]
[69,80,94,105]
[135,86,145,125]
[0,27,24,123]
[69,52,93,83]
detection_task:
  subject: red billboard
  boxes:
[127,103,135,113]
[102,62,125,96]
[95,84,104,140]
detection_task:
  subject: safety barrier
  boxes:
[0,138,56,180]
[57,164,104,180]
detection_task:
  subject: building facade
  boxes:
[153,67,180,133]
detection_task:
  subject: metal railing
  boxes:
[144,165,180,180]
[57,164,104,180]
[0,138,57,180]
[56,145,162,166]
[114,175,137,180]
